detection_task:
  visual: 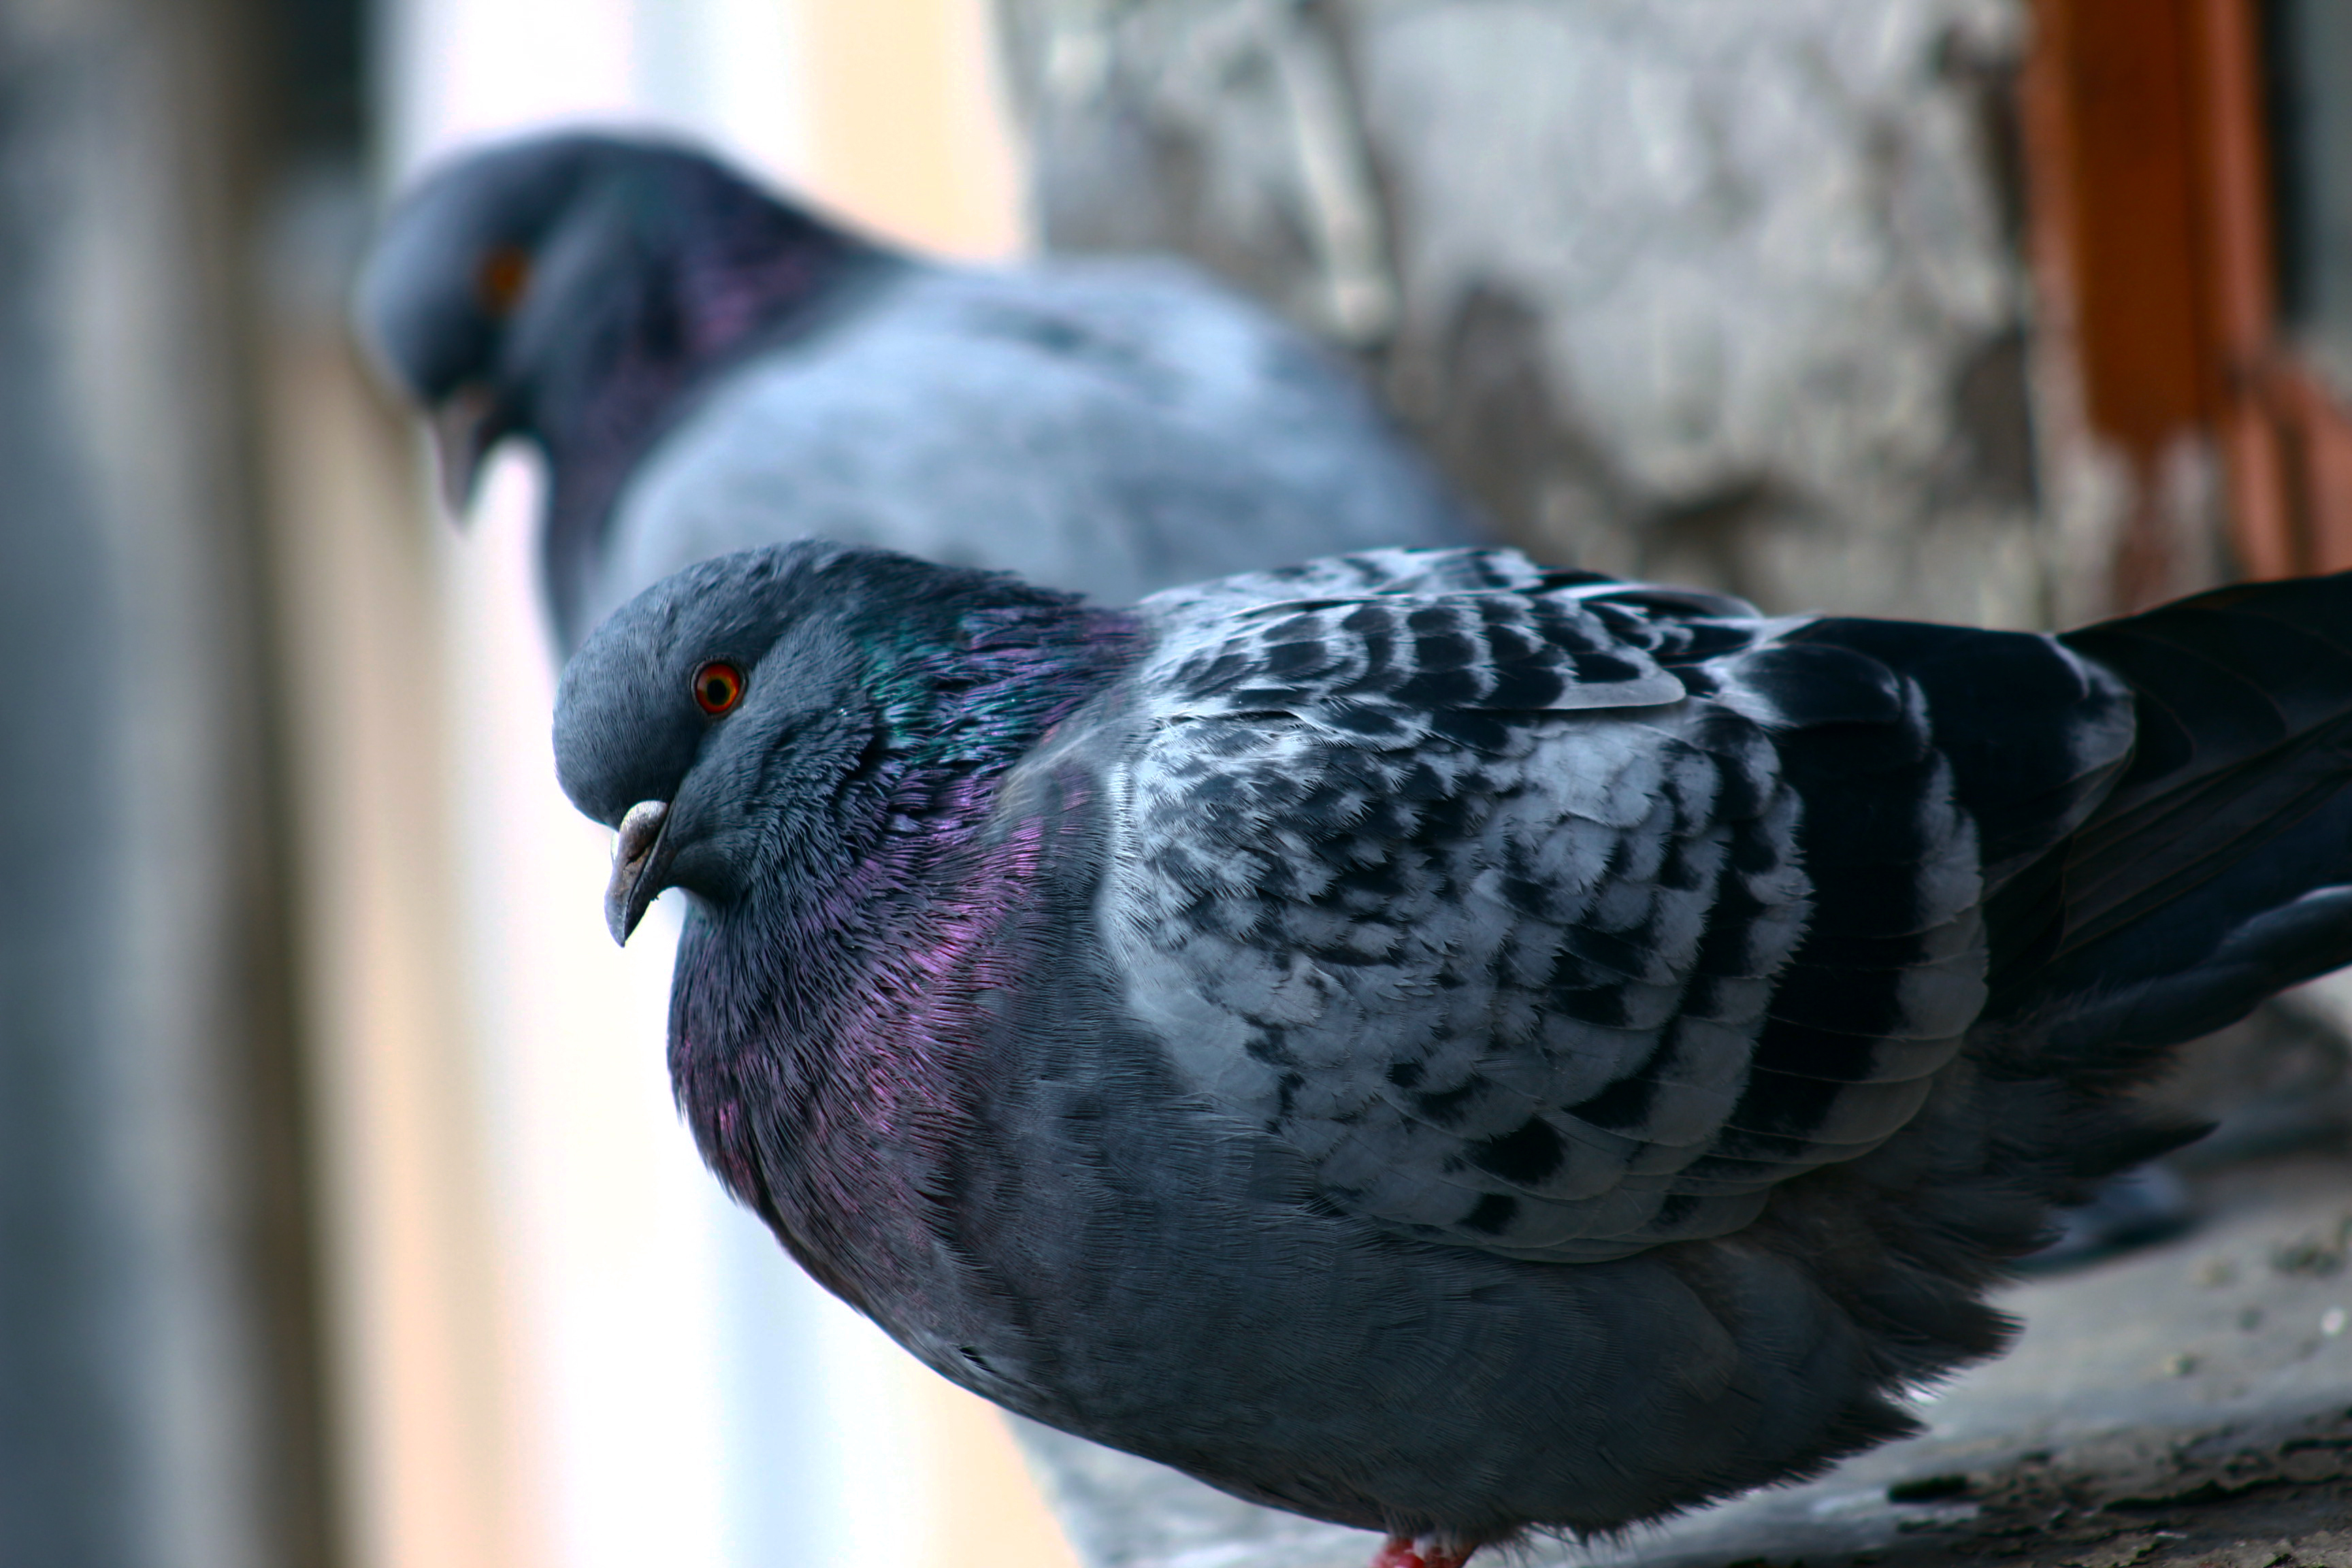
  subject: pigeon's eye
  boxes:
[476,244,532,317]
[693,661,746,716]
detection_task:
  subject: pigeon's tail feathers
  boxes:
[1744,581,2352,1373]
[1765,615,2140,887]
[1977,570,2352,1080]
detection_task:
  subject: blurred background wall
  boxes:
[1003,0,2061,626]
[0,1,332,1564]
[992,0,2352,626]
[7,2,2352,1567]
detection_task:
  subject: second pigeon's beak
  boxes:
[606,799,670,945]
[428,383,510,515]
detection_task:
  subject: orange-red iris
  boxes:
[476,244,532,317]
[693,661,746,715]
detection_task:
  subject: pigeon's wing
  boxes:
[1137,544,1760,621]
[1102,574,2136,1262]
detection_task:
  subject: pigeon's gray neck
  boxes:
[538,245,904,651]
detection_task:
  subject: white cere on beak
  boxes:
[615,799,669,874]
[605,799,672,945]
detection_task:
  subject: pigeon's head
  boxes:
[555,542,1088,944]
[353,130,866,513]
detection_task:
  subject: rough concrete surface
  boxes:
[994,0,2102,627]
[1018,1153,2352,1568]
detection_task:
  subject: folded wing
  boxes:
[1105,549,2136,1260]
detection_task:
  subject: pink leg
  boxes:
[1371,1534,1476,1568]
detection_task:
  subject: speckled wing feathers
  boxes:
[1105,549,2137,1262]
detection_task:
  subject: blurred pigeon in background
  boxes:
[353,131,1483,652]
[555,541,2352,1568]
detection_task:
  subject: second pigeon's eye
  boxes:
[693,661,746,715]
[476,244,532,316]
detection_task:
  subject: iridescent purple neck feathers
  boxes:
[665,603,1138,1311]
[534,211,887,649]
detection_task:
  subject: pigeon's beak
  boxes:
[605,799,670,945]
[428,383,509,515]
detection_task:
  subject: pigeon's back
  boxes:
[583,257,1482,640]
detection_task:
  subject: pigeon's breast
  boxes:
[661,753,1124,1360]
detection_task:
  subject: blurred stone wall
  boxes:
[994,0,2070,626]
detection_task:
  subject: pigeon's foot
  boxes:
[1372,1533,1475,1568]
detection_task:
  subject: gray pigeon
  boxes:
[553,540,2352,1568]
[351,131,1482,651]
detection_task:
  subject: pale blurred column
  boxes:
[257,187,550,1568]
[338,4,1066,1568]
[798,0,1024,257]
